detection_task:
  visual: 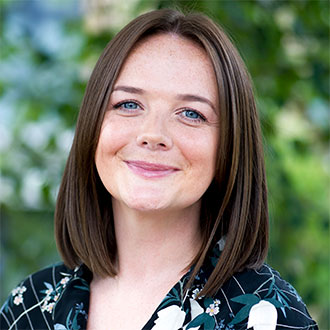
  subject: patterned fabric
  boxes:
[1,241,318,330]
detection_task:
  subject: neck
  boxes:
[112,199,202,282]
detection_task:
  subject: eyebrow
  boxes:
[177,94,215,111]
[113,85,144,94]
[113,85,216,111]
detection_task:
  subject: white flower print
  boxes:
[60,277,70,286]
[11,285,26,306]
[11,287,19,296]
[206,303,219,316]
[247,300,277,330]
[45,302,55,313]
[18,286,27,294]
[11,285,26,297]
[214,299,220,306]
[192,288,201,299]
[41,301,48,312]
[153,305,186,330]
[40,275,73,315]
[13,295,23,305]
[45,288,53,296]
[41,301,55,313]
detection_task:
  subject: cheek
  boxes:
[176,128,218,174]
[96,117,136,161]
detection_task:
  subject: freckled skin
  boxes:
[90,33,220,330]
[95,33,219,214]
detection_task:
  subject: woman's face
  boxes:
[95,33,219,213]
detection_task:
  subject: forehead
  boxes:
[114,33,218,102]
[132,33,206,58]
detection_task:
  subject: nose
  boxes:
[136,112,173,151]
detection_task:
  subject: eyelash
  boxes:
[113,100,142,111]
[112,100,207,123]
[178,109,206,123]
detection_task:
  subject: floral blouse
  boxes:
[1,240,318,330]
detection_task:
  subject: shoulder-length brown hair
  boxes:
[55,8,268,297]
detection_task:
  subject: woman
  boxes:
[0,9,318,330]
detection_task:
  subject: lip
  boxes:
[125,160,179,178]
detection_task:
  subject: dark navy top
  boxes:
[1,241,318,330]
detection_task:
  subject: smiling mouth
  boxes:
[125,160,180,178]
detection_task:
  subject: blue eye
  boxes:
[113,101,142,114]
[184,110,200,119]
[182,110,206,122]
[117,101,139,110]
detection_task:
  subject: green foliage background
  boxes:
[0,0,329,328]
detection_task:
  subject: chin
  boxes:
[125,197,170,212]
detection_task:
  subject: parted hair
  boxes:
[55,8,269,296]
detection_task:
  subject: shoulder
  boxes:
[213,263,318,329]
[0,263,75,330]
[183,264,318,330]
